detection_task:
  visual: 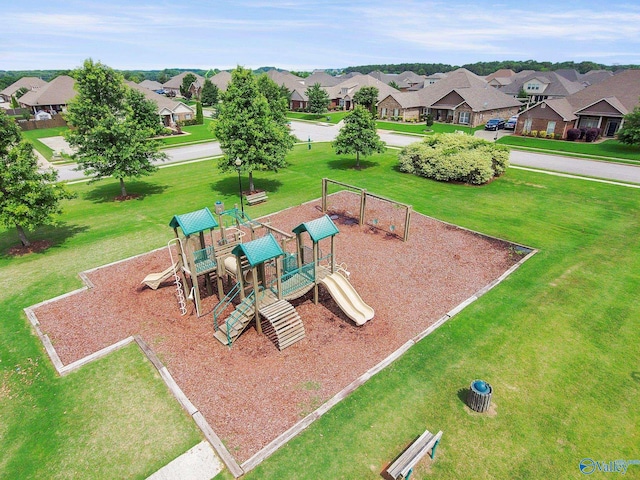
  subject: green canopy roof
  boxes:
[232,234,284,267]
[292,215,339,243]
[169,207,218,237]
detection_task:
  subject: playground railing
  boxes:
[213,281,241,331]
[225,290,256,346]
[193,245,217,275]
[279,262,316,297]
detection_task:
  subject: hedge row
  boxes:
[398,134,510,185]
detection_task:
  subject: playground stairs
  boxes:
[259,299,306,350]
[213,290,279,347]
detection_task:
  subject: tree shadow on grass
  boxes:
[0,222,90,259]
[326,158,379,170]
[210,176,283,198]
[82,181,169,203]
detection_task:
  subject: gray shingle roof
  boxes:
[0,76,47,98]
[19,75,76,107]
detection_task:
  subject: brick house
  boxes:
[516,69,640,138]
[377,68,520,126]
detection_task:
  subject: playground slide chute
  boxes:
[320,273,374,326]
[141,263,177,290]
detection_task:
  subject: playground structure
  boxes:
[321,178,412,242]
[143,198,375,350]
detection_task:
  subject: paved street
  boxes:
[52,120,640,184]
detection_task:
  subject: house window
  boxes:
[579,116,599,129]
[381,107,387,118]
[526,83,539,91]
[546,121,556,135]
[458,111,470,124]
[393,108,399,117]
[523,118,532,133]
[339,99,344,107]
[185,114,192,120]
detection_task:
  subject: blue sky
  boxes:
[3,0,640,71]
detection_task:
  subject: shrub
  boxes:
[579,127,587,140]
[425,113,434,127]
[397,133,510,185]
[566,128,581,141]
[548,132,555,139]
[585,127,600,142]
[530,130,538,138]
[538,130,547,138]
[178,119,199,127]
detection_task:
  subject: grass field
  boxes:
[1,143,639,479]
[161,119,217,146]
[377,120,481,136]
[287,111,350,123]
[498,135,640,163]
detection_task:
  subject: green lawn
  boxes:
[1,143,639,479]
[498,135,640,163]
[287,111,350,124]
[161,119,217,146]
[377,120,481,135]
[20,126,70,161]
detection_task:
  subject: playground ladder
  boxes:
[259,300,305,350]
[167,238,187,316]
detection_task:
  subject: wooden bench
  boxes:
[386,430,442,480]
[245,191,268,206]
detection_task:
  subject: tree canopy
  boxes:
[305,83,330,114]
[213,66,295,192]
[200,78,219,107]
[333,106,386,168]
[180,73,197,99]
[64,59,166,198]
[617,104,640,148]
[0,110,74,247]
[353,86,379,114]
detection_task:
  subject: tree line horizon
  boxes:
[2,59,639,89]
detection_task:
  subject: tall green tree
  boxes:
[195,101,204,125]
[388,80,400,90]
[200,78,219,107]
[257,74,289,125]
[617,103,640,147]
[0,110,74,247]
[305,83,330,114]
[333,106,386,168]
[213,66,294,192]
[353,86,379,115]
[10,95,19,109]
[180,73,196,99]
[65,59,166,198]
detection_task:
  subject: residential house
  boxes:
[499,70,585,106]
[210,71,231,92]
[368,71,425,91]
[377,68,521,126]
[126,81,196,127]
[1,76,48,103]
[18,75,76,114]
[515,69,640,139]
[325,74,398,111]
[424,72,446,85]
[263,69,308,110]
[485,69,516,85]
[138,79,164,92]
[162,72,205,97]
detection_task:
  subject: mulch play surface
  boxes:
[34,192,521,462]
